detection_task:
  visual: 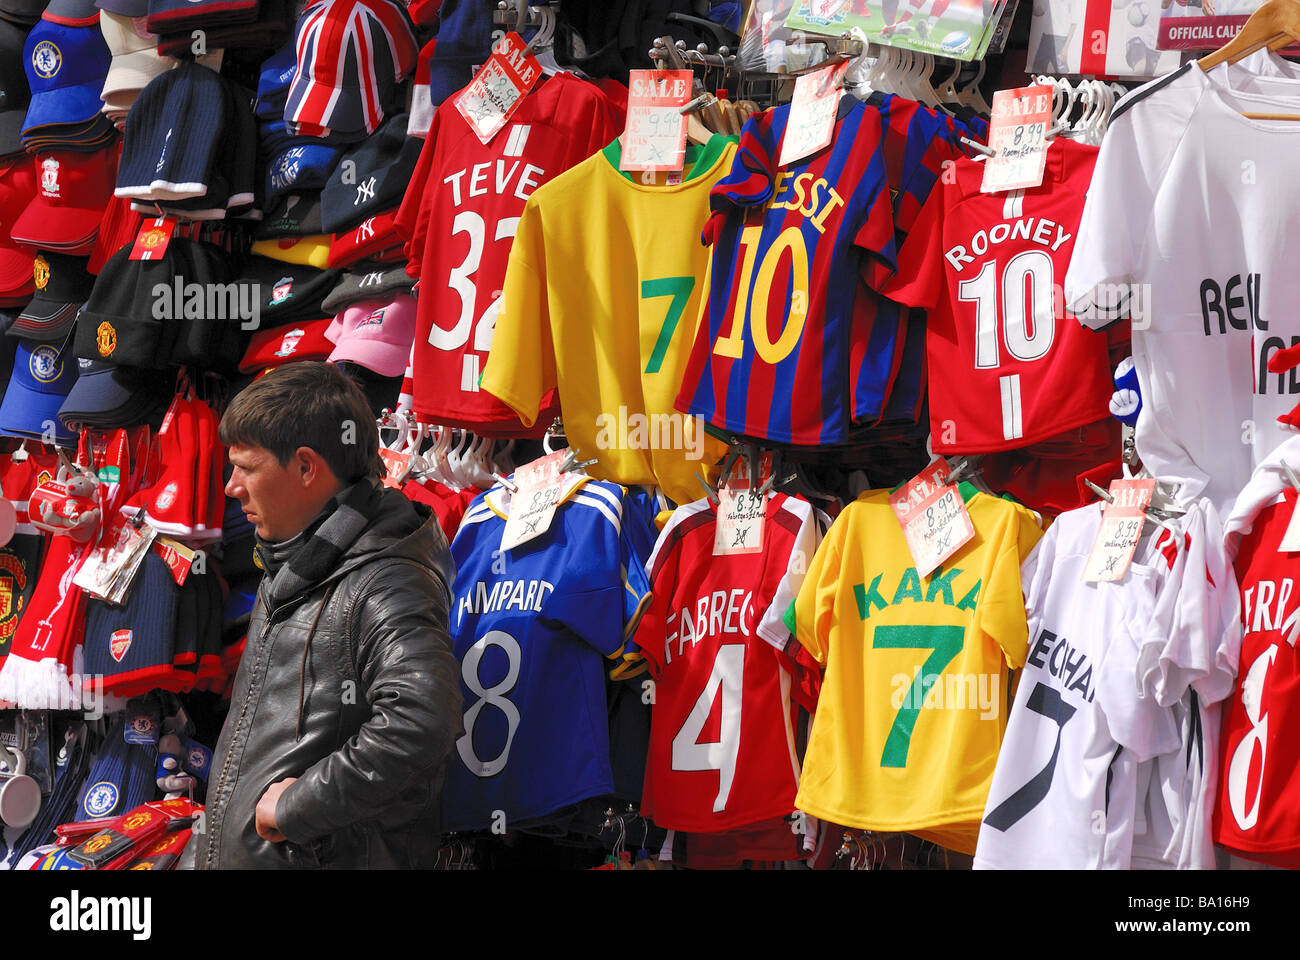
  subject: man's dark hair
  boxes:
[219,362,382,482]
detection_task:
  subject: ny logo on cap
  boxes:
[356,218,376,241]
[360,271,383,287]
[41,158,60,197]
[355,176,377,205]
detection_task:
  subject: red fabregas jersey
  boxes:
[633,492,821,832]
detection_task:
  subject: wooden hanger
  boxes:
[1199,0,1300,118]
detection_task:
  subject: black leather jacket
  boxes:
[190,491,462,869]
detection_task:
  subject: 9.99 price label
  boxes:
[1082,478,1155,582]
[890,459,975,579]
[620,70,692,173]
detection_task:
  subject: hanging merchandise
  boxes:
[480,134,735,504]
[440,466,656,833]
[1066,36,1300,515]
[783,477,1043,854]
[633,467,827,835]
[396,67,627,435]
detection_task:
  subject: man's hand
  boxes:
[256,778,298,842]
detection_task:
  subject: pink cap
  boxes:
[326,293,415,378]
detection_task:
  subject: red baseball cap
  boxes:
[238,317,334,375]
[0,154,37,298]
[10,144,118,252]
[327,207,404,270]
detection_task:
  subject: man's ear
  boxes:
[293,446,335,488]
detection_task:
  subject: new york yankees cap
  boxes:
[320,260,411,313]
[319,111,419,233]
[326,207,402,270]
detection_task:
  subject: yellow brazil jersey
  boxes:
[783,482,1043,854]
[481,135,734,506]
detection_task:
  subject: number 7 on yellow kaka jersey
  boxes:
[782,484,1043,854]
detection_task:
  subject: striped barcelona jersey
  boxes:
[884,136,1113,453]
[440,477,652,832]
[676,97,899,445]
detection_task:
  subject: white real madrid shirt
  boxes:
[1064,51,1300,514]
[973,505,1181,870]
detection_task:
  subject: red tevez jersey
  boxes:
[883,137,1114,454]
[633,492,820,833]
[395,72,623,434]
[1216,491,1300,868]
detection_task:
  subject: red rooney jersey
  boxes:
[396,72,623,434]
[1215,491,1300,867]
[633,492,819,832]
[882,137,1114,454]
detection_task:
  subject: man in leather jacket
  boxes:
[188,362,462,869]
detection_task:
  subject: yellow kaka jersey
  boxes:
[783,482,1043,854]
[481,135,734,506]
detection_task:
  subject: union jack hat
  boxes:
[284,0,417,142]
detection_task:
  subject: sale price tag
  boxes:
[713,451,772,556]
[889,459,976,579]
[500,450,584,552]
[778,59,849,167]
[620,70,693,173]
[1082,478,1156,582]
[454,31,542,145]
[980,84,1053,194]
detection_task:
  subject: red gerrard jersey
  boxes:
[883,137,1115,454]
[1216,489,1300,867]
[396,72,623,434]
[633,492,821,832]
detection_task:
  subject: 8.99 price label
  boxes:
[980,84,1053,194]
[890,460,975,578]
[1082,478,1155,582]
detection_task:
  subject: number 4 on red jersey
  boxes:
[633,491,823,832]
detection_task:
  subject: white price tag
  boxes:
[500,451,584,552]
[712,451,772,556]
[454,32,542,145]
[621,70,692,173]
[714,487,767,556]
[778,59,849,167]
[889,460,976,579]
[980,84,1053,194]
[1082,478,1155,582]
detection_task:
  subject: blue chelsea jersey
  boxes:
[440,478,654,832]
